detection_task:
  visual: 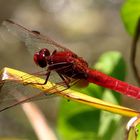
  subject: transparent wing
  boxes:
[2,19,69,55]
[0,72,78,112]
[0,80,56,112]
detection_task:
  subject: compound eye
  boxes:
[34,52,47,68]
[34,52,39,65]
[39,48,50,57]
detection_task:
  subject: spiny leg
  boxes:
[57,73,81,89]
[26,62,73,86]
[57,73,71,88]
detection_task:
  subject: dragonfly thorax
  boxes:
[34,48,50,68]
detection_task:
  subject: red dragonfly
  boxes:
[1,19,140,110]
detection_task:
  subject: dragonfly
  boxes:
[0,19,140,112]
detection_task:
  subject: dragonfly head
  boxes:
[34,48,50,68]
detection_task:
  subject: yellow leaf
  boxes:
[0,67,139,117]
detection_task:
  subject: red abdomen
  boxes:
[87,68,140,99]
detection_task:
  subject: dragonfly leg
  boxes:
[57,73,81,88]
[43,71,51,84]
[52,50,57,55]
[57,73,71,88]
[23,71,51,85]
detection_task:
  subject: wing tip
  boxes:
[2,19,15,27]
[4,19,14,24]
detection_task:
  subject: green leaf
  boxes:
[126,116,140,140]
[121,0,140,35]
[57,51,126,140]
